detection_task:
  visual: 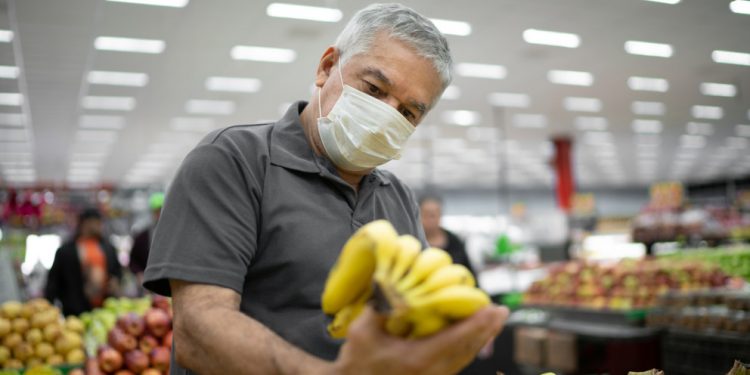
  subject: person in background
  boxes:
[128,193,164,290]
[420,195,476,277]
[45,208,122,316]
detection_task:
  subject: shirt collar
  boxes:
[269,101,391,186]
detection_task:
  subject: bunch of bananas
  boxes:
[322,220,490,339]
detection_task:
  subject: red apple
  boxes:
[113,370,135,375]
[108,327,137,353]
[117,313,145,338]
[151,346,171,372]
[162,331,172,349]
[139,335,159,354]
[124,350,149,374]
[152,295,171,312]
[142,369,162,375]
[144,308,171,338]
[98,346,123,373]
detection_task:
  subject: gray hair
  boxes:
[334,3,453,89]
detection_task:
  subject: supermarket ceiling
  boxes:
[0,0,749,190]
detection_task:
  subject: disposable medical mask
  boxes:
[317,66,415,172]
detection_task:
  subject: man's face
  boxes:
[318,31,444,127]
[420,200,442,233]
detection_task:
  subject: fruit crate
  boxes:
[662,328,750,375]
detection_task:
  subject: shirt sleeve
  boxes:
[143,143,261,296]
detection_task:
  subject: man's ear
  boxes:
[315,46,339,88]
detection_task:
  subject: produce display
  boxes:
[0,299,85,371]
[646,290,750,334]
[660,247,750,282]
[523,258,731,310]
[92,297,172,375]
[80,297,153,347]
[322,220,489,339]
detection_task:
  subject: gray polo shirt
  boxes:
[143,101,426,369]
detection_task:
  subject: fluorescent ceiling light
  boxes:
[632,119,663,134]
[107,0,189,7]
[0,93,23,106]
[231,45,296,63]
[624,40,673,58]
[68,168,100,176]
[632,101,665,116]
[730,0,750,14]
[681,135,706,149]
[170,117,215,132]
[691,105,723,120]
[94,36,165,54]
[442,110,480,126]
[0,30,12,43]
[266,3,342,22]
[0,128,28,142]
[441,85,461,100]
[522,28,580,48]
[76,130,118,142]
[0,113,24,126]
[686,122,714,136]
[205,76,262,93]
[488,92,529,108]
[575,116,608,131]
[513,114,547,128]
[70,160,103,168]
[3,168,35,175]
[627,76,669,92]
[0,66,19,79]
[81,96,136,111]
[564,97,601,112]
[185,99,235,115]
[547,70,593,86]
[430,18,472,36]
[737,124,750,137]
[712,50,750,66]
[727,137,748,149]
[79,115,125,129]
[456,63,506,79]
[700,82,737,97]
[87,70,149,86]
[583,131,613,145]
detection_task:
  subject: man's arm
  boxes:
[171,280,509,375]
[170,280,333,375]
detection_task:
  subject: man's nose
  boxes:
[382,96,400,112]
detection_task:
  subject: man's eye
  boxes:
[401,108,415,120]
[366,82,383,96]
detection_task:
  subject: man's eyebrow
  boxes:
[362,67,392,87]
[361,66,427,116]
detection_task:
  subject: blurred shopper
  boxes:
[420,195,476,277]
[143,3,508,374]
[128,193,164,289]
[45,208,122,316]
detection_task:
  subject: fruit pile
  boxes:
[94,297,172,375]
[80,297,153,347]
[0,299,85,370]
[523,259,731,310]
[322,220,489,339]
[660,247,750,282]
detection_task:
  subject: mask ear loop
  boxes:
[318,59,346,118]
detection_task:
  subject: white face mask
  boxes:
[317,66,415,172]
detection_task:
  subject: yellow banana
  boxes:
[372,222,400,284]
[407,285,490,319]
[321,221,394,314]
[327,289,371,339]
[387,235,422,284]
[408,311,448,339]
[404,264,475,298]
[396,248,452,293]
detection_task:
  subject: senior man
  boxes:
[144,3,508,374]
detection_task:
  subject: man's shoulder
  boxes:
[197,122,275,158]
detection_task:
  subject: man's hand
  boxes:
[334,305,510,375]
